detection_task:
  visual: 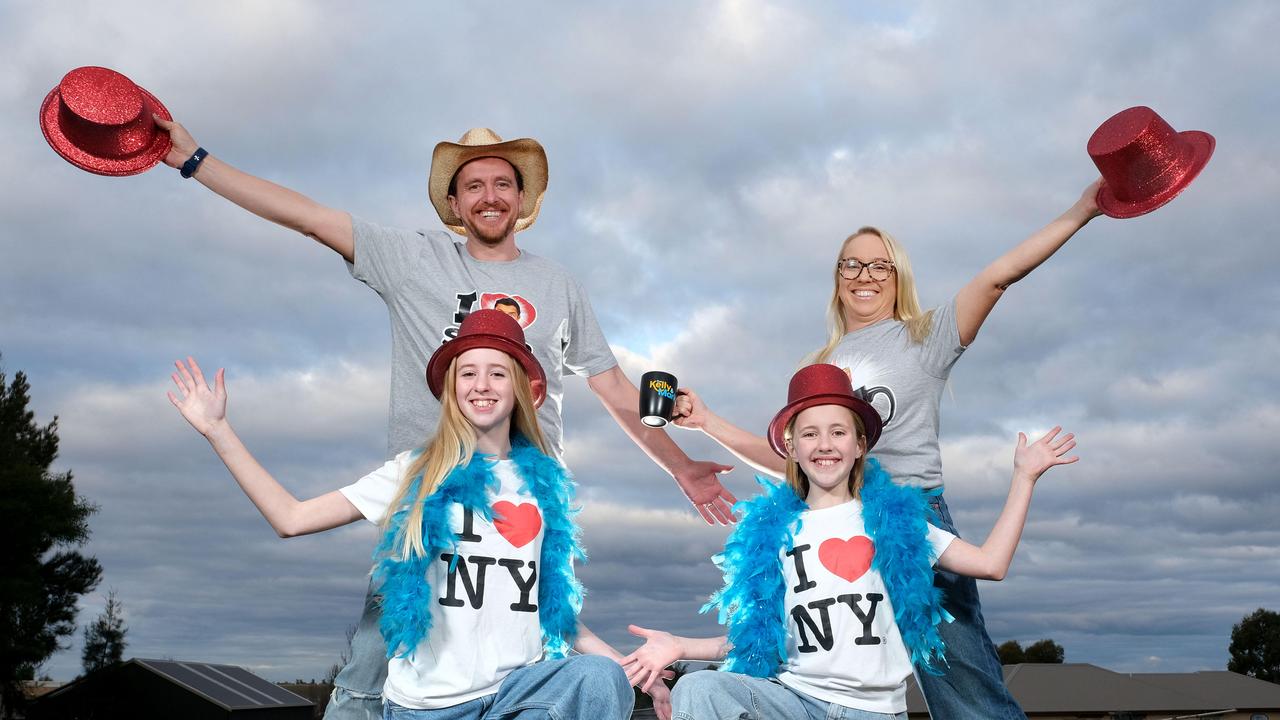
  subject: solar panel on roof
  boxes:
[136,659,311,710]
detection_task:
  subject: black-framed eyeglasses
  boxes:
[837,258,896,281]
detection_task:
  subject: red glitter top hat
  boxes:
[40,66,172,176]
[1088,106,1214,219]
[766,364,883,458]
[426,309,547,407]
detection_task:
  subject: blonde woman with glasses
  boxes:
[671,179,1104,719]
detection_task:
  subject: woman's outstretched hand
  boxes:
[167,356,227,437]
[1076,177,1105,221]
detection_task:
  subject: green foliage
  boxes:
[1228,608,1280,683]
[81,590,128,675]
[1024,638,1066,663]
[997,639,1025,664]
[998,638,1064,664]
[0,360,103,708]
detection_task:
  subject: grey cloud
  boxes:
[4,0,1277,683]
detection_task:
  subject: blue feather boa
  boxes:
[704,458,953,677]
[371,434,585,660]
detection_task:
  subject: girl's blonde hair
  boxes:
[810,226,935,364]
[783,407,868,501]
[382,353,549,559]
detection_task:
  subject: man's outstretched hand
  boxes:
[673,460,737,525]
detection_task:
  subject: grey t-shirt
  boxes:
[348,217,617,458]
[826,298,966,490]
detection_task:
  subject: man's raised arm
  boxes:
[155,116,355,262]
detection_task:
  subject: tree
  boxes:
[998,638,1065,664]
[81,590,128,674]
[323,624,358,685]
[1228,608,1280,683]
[997,640,1025,664]
[1024,638,1066,663]
[0,360,103,710]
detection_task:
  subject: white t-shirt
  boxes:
[340,453,545,709]
[777,499,955,714]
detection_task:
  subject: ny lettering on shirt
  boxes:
[775,499,953,713]
[438,505,540,612]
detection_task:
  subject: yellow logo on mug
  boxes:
[648,378,676,400]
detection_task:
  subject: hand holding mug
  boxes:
[672,387,708,430]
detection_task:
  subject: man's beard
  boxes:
[462,210,517,245]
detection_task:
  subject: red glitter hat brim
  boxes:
[1096,130,1215,219]
[767,393,883,459]
[425,334,548,409]
[40,85,173,177]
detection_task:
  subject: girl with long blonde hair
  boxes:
[169,310,657,719]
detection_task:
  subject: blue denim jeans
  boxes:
[919,495,1026,720]
[671,670,904,720]
[325,579,389,720]
[381,655,633,720]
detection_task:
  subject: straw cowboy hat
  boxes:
[1088,106,1215,219]
[425,309,547,408]
[40,66,172,176]
[428,128,548,236]
[767,364,884,458]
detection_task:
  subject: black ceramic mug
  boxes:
[639,371,679,428]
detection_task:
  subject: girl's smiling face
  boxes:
[454,347,516,435]
[788,404,866,508]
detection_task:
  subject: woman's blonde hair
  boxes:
[810,226,935,364]
[382,353,549,559]
[783,407,868,501]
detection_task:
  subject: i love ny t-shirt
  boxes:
[340,454,547,709]
[777,499,955,713]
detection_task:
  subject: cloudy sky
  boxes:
[4,0,1279,685]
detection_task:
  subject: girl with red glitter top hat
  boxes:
[166,310,660,719]
[622,364,1078,719]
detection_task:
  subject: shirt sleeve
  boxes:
[339,452,413,524]
[562,276,619,378]
[926,522,957,565]
[346,215,421,297]
[919,297,967,378]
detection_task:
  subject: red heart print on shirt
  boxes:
[819,536,875,582]
[492,501,542,548]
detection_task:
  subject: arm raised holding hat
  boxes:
[953,178,1103,346]
[155,116,355,262]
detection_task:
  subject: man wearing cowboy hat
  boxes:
[152,116,734,718]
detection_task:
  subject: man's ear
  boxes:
[447,194,460,216]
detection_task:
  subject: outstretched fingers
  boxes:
[175,358,199,393]
[187,356,209,389]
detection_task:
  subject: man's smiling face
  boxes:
[447,156,524,246]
